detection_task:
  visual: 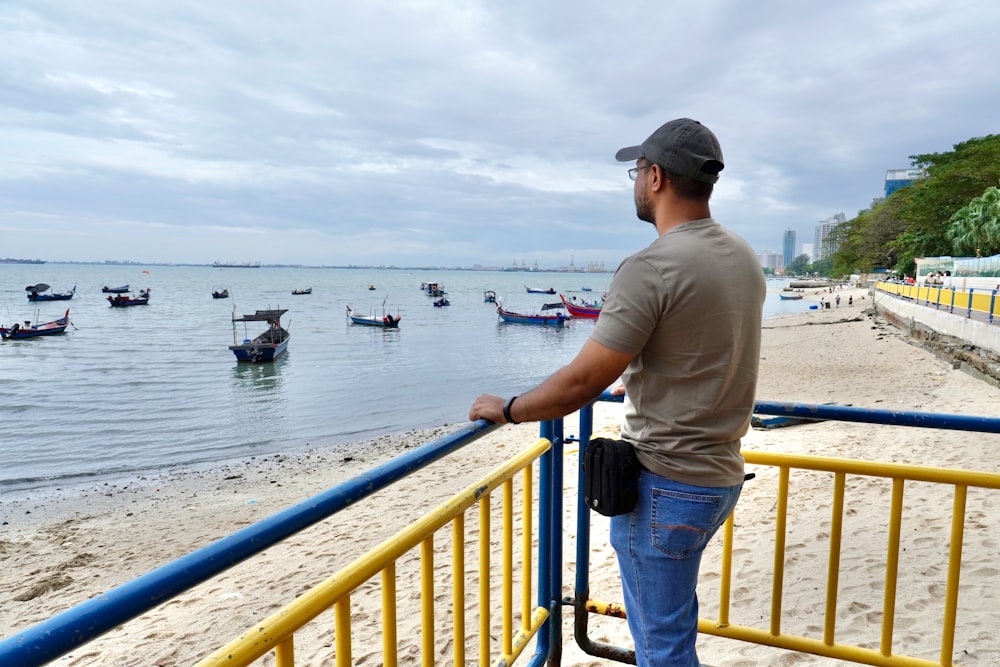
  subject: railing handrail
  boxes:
[4,394,1000,666]
[0,420,499,667]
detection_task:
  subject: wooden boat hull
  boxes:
[230,308,290,362]
[291,288,312,295]
[108,295,149,307]
[525,286,556,294]
[102,285,130,293]
[212,291,229,299]
[28,291,75,302]
[497,305,566,326]
[347,305,400,328]
[778,294,803,300]
[229,337,289,363]
[1,310,70,340]
[348,313,400,327]
[559,294,601,318]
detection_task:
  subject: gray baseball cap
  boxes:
[615,118,724,184]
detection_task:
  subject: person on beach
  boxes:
[468,118,766,666]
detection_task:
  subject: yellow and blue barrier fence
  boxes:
[2,398,999,666]
[876,281,1000,324]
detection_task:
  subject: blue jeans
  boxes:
[610,471,743,667]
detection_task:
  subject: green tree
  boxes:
[831,134,1000,275]
[808,257,834,277]
[892,135,1000,268]
[784,253,810,275]
[947,185,1000,256]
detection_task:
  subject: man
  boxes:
[469,117,765,665]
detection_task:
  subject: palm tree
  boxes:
[947,186,1000,256]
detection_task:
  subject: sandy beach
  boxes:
[3,285,999,666]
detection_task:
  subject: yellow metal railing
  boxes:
[195,437,552,667]
[584,450,1000,667]
[876,281,1000,321]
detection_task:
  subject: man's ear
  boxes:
[650,164,666,191]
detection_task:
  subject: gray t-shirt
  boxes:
[591,218,766,487]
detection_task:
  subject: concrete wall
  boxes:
[872,288,1000,387]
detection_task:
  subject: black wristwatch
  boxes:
[502,396,519,424]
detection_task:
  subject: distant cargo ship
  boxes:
[213,261,261,268]
[1,258,45,264]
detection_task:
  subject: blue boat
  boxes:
[230,308,290,362]
[497,304,566,326]
[26,283,76,301]
[1,308,71,340]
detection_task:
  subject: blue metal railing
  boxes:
[4,395,1000,666]
[0,420,500,667]
[753,400,1000,433]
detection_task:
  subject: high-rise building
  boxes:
[782,229,796,267]
[884,168,928,198]
[815,213,846,261]
[756,251,783,271]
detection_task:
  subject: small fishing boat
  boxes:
[525,286,556,294]
[292,287,312,295]
[26,283,76,301]
[212,289,230,299]
[559,293,601,318]
[422,282,446,297]
[108,289,150,307]
[497,304,567,326]
[1,309,71,340]
[433,298,450,307]
[581,287,593,292]
[778,293,804,300]
[483,290,497,303]
[102,284,129,293]
[346,304,401,328]
[230,308,290,363]
[368,284,377,290]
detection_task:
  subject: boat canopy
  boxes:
[233,309,288,322]
[25,283,49,292]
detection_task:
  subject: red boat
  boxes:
[108,289,151,307]
[559,293,602,318]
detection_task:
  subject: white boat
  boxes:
[346,305,400,328]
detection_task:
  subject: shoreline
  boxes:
[5,285,1000,665]
[0,284,863,498]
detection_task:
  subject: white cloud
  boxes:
[2,0,999,265]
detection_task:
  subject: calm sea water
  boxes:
[0,265,802,491]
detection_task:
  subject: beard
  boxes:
[634,188,655,226]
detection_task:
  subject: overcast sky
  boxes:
[2,1,998,268]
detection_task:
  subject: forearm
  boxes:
[468,339,633,425]
[507,365,604,423]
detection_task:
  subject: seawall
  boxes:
[872,288,1000,388]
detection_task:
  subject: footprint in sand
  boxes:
[14,573,74,601]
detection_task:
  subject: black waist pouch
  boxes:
[583,437,639,516]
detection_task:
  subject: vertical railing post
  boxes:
[573,405,595,649]
[967,288,974,318]
[950,286,957,314]
[548,419,564,667]
[990,289,997,324]
[529,419,562,667]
